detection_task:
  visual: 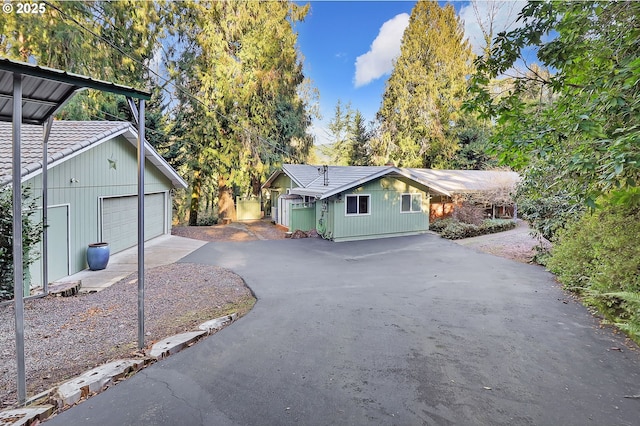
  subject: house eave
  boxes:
[288,187,323,198]
[1,122,187,189]
[316,166,400,199]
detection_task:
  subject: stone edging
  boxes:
[0,313,238,425]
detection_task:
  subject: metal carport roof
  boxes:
[1,57,151,405]
[0,57,150,124]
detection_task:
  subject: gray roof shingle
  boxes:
[0,120,186,188]
[272,164,519,199]
[405,168,520,196]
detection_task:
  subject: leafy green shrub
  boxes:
[196,216,217,226]
[440,221,481,239]
[547,195,640,342]
[434,218,516,240]
[517,192,582,241]
[481,219,517,234]
[0,186,44,300]
[429,218,456,233]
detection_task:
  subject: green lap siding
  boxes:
[26,134,173,280]
[327,177,430,242]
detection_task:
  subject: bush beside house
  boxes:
[430,217,516,240]
[547,196,640,343]
[0,187,43,300]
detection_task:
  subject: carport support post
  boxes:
[41,117,53,295]
[136,99,145,349]
[12,72,26,404]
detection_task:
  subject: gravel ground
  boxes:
[0,263,254,407]
[172,219,286,242]
[453,220,549,263]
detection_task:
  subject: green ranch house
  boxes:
[263,164,519,242]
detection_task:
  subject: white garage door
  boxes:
[102,193,165,253]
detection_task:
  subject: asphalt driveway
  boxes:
[47,234,640,425]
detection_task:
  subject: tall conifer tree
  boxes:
[375,0,473,168]
[170,1,313,223]
[0,0,167,118]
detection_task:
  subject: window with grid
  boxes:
[401,193,422,213]
[346,194,370,215]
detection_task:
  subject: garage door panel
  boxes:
[102,193,165,253]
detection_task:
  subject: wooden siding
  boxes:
[269,173,293,192]
[266,173,292,218]
[316,199,334,239]
[25,134,174,276]
[290,203,315,232]
[236,196,262,221]
[327,177,429,242]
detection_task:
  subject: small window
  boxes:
[346,194,370,215]
[401,193,422,213]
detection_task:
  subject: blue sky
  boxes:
[294,1,526,145]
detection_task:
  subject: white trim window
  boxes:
[345,194,370,216]
[401,193,422,213]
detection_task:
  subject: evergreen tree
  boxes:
[447,115,496,170]
[349,111,372,166]
[376,0,473,168]
[0,0,169,119]
[326,100,354,165]
[169,0,313,223]
[322,101,372,166]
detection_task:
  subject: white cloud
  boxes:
[353,13,410,88]
[459,1,526,56]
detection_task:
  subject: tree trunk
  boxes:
[217,174,237,222]
[188,169,201,226]
[250,173,261,197]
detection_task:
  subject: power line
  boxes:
[88,111,167,141]
[43,0,304,162]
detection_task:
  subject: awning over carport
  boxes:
[0,58,150,124]
[0,58,150,404]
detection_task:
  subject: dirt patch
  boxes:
[172,219,285,242]
[0,263,254,407]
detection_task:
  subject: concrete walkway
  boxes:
[63,234,206,293]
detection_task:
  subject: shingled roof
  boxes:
[264,164,519,199]
[0,120,186,188]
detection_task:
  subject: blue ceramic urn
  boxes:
[87,242,110,270]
